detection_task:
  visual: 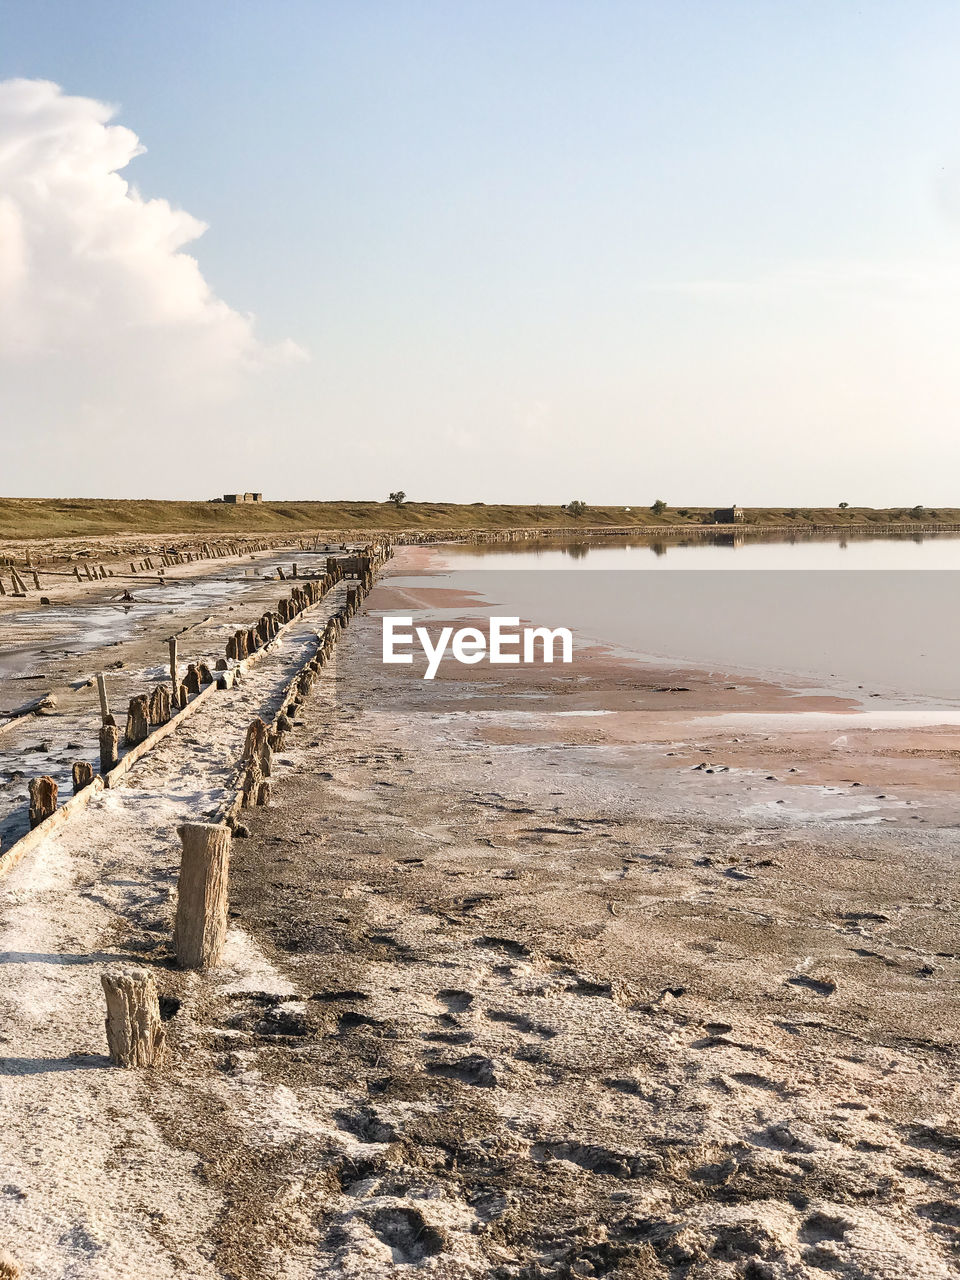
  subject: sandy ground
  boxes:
[1,548,959,1278]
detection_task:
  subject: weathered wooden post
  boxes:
[148,684,171,725]
[240,717,273,807]
[99,722,119,774]
[168,636,179,710]
[0,1250,23,1279]
[173,823,231,969]
[101,968,166,1067]
[28,776,58,827]
[96,673,110,724]
[185,664,201,697]
[125,694,150,745]
[72,761,95,794]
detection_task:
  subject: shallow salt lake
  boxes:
[388,533,960,703]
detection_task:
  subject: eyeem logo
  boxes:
[383,616,573,680]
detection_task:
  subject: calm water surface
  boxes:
[392,533,960,703]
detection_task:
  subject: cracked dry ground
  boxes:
[146,647,960,1279]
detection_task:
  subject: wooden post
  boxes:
[101,968,166,1067]
[168,636,179,710]
[72,761,95,794]
[125,694,150,746]
[0,1249,23,1279]
[148,684,171,725]
[99,724,119,774]
[174,823,231,969]
[96,673,110,725]
[28,776,58,828]
[240,717,273,807]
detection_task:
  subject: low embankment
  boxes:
[4,496,960,541]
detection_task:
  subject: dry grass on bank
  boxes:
[2,497,959,541]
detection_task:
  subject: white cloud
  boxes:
[0,79,305,494]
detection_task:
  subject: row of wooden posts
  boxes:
[101,561,378,1068]
[0,535,369,594]
[22,550,380,834]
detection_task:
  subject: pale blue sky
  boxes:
[2,2,960,504]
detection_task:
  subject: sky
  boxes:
[2,1,960,505]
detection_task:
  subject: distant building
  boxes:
[221,493,263,504]
[712,505,745,524]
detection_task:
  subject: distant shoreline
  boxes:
[3,495,960,541]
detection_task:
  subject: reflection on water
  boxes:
[397,533,960,702]
[445,529,960,572]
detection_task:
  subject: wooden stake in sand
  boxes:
[96,673,110,724]
[72,761,95,794]
[174,823,231,969]
[101,968,166,1067]
[148,684,171,726]
[0,1249,23,1279]
[240,717,273,808]
[99,723,119,774]
[168,636,179,710]
[125,694,150,746]
[28,776,57,828]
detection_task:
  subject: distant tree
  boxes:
[910,504,925,519]
[388,491,406,508]
[566,500,588,518]
[677,509,689,518]
[838,501,849,509]
[651,499,667,516]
